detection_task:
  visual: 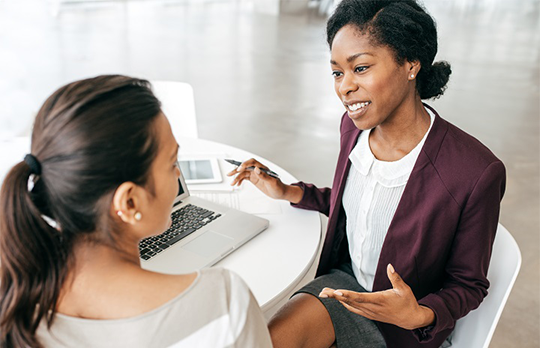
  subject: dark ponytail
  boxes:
[0,163,68,347]
[0,75,162,347]
[327,0,452,99]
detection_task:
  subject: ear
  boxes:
[407,60,421,80]
[111,182,141,225]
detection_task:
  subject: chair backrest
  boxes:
[451,223,521,348]
[151,81,198,140]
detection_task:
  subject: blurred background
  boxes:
[0,0,538,346]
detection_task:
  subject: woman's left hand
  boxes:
[318,264,435,330]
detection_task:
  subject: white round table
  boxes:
[178,138,322,319]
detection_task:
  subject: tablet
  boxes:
[179,158,223,184]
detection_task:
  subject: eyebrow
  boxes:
[330,52,374,65]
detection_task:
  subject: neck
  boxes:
[65,236,141,287]
[57,237,141,310]
[369,96,430,161]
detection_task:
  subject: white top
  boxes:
[342,109,435,291]
[36,268,272,348]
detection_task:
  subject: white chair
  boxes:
[451,223,521,348]
[151,81,199,140]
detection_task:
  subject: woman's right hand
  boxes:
[227,158,303,203]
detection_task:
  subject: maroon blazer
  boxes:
[292,104,506,348]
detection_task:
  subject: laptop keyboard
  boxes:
[139,203,222,260]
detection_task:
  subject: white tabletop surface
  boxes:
[0,136,322,314]
[178,137,322,313]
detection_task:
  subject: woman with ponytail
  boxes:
[0,75,272,347]
[230,1,506,347]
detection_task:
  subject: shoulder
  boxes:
[198,267,248,289]
[434,116,504,173]
[198,268,252,304]
[423,109,506,203]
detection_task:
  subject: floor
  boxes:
[0,0,538,346]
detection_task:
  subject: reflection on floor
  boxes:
[0,0,538,346]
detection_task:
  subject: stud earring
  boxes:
[116,211,123,217]
[410,74,415,78]
[134,212,142,221]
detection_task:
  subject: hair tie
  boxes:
[24,154,42,175]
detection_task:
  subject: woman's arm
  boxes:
[413,160,506,340]
[290,182,332,216]
[319,160,506,341]
[227,159,333,213]
[226,271,273,348]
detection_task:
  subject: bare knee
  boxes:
[268,293,335,348]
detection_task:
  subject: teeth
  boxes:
[347,102,370,111]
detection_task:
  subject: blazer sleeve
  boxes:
[290,182,332,217]
[414,160,506,341]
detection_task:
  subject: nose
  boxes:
[338,72,358,96]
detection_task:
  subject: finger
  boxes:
[332,290,386,307]
[341,299,383,315]
[236,174,252,186]
[330,290,368,304]
[253,167,274,182]
[318,287,336,298]
[340,300,379,317]
[339,301,378,320]
[239,158,269,172]
[387,263,406,291]
[227,168,239,176]
[231,171,251,186]
[230,172,242,186]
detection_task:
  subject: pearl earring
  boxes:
[410,74,415,78]
[134,212,142,221]
[116,211,123,217]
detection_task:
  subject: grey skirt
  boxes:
[293,263,387,348]
[294,263,453,348]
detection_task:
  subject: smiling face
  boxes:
[330,24,419,130]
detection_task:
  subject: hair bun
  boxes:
[418,60,452,99]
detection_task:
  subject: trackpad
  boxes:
[182,230,234,258]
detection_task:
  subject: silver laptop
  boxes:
[139,169,269,274]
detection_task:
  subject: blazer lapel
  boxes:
[373,107,449,291]
[329,127,362,220]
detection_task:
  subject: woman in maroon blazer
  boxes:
[230,1,505,347]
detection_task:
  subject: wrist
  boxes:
[414,305,435,329]
[284,185,303,204]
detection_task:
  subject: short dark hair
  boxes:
[327,0,451,99]
[0,75,162,347]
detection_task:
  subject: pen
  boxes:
[225,159,280,179]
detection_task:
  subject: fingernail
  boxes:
[334,291,343,296]
[388,263,395,274]
[255,167,261,174]
[319,293,328,298]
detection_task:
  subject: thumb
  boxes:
[254,167,268,180]
[387,263,404,290]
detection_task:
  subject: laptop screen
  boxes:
[174,169,190,204]
[178,178,185,196]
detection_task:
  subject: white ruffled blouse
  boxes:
[342,109,435,291]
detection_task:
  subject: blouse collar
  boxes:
[349,108,435,188]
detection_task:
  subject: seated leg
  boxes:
[268,293,336,348]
